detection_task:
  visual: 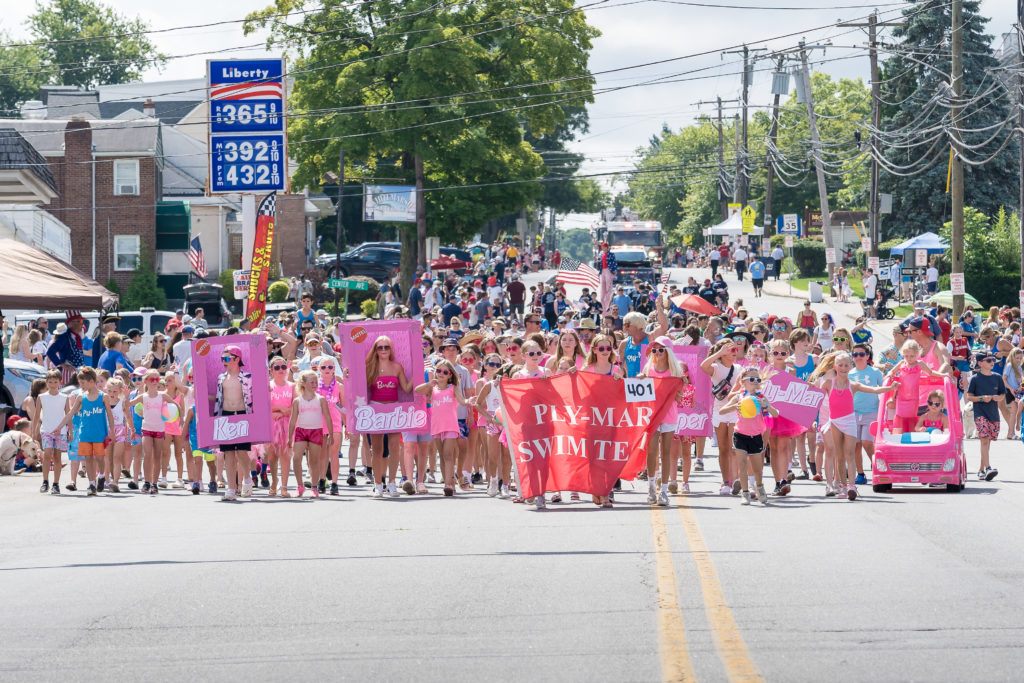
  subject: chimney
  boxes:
[143,98,156,117]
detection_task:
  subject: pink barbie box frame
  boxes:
[191,334,271,449]
[338,320,428,434]
[672,344,712,437]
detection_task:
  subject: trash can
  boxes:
[808,281,824,303]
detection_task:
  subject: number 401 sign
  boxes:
[624,378,655,403]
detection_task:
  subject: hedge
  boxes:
[792,239,827,277]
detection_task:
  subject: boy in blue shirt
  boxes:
[749,259,765,297]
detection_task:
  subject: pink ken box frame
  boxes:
[191,335,271,449]
[338,320,428,434]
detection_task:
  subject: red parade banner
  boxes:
[245,192,276,327]
[499,372,680,500]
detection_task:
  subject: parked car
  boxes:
[14,308,177,351]
[317,243,473,273]
[183,283,233,328]
[1,358,48,415]
[320,247,401,282]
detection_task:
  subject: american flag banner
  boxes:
[555,257,600,290]
[661,271,670,294]
[210,80,283,101]
[187,236,207,277]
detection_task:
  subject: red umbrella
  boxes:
[430,254,470,270]
[670,293,721,315]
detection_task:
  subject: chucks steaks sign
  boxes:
[500,372,680,500]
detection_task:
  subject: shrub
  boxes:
[791,239,827,277]
[122,246,167,310]
[360,299,378,319]
[769,234,787,249]
[218,269,236,300]
[268,279,290,303]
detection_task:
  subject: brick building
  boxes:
[0,117,162,291]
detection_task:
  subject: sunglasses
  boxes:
[436,369,451,376]
[772,325,786,330]
[376,345,391,351]
[460,358,474,363]
[651,347,667,354]
[981,358,996,363]
[307,341,320,346]
[146,378,158,384]
[220,355,234,362]
[731,337,746,342]
[272,364,288,371]
[927,401,943,407]
[422,341,431,348]
[771,351,788,357]
[526,319,540,324]
[852,351,870,358]
[596,346,612,352]
[526,351,543,357]
[311,364,321,370]
[744,376,762,383]
[833,337,850,343]
[486,361,502,368]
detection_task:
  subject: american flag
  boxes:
[555,257,600,290]
[210,81,283,101]
[187,236,207,277]
[661,273,670,284]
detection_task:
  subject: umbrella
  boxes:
[670,293,721,315]
[925,290,982,309]
[430,254,470,271]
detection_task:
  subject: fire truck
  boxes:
[594,212,664,284]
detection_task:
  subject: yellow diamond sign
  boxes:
[741,205,756,232]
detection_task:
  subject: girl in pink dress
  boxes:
[364,335,413,498]
[317,356,344,496]
[472,353,507,498]
[268,355,294,496]
[765,339,804,497]
[885,340,943,433]
[415,360,468,497]
[512,340,551,508]
[671,362,696,495]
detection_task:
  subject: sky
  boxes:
[1,0,1017,230]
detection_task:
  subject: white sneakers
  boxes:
[373,484,384,498]
[487,479,499,497]
[386,482,400,498]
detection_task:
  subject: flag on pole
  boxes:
[187,236,207,277]
[555,257,600,290]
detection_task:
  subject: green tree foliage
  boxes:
[245,0,599,294]
[879,0,1017,237]
[557,227,593,263]
[122,246,167,310]
[27,0,167,89]
[939,206,1020,308]
[0,30,47,114]
[791,239,827,277]
[217,269,236,301]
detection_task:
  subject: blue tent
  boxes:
[889,231,948,256]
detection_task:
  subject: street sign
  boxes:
[209,134,286,193]
[741,206,756,232]
[861,237,871,252]
[777,213,801,235]
[825,247,836,264]
[329,278,369,291]
[727,203,742,217]
[915,250,928,267]
[784,234,794,248]
[868,256,880,272]
[950,273,965,295]
[208,59,285,133]
[207,57,287,195]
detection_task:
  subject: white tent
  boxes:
[706,211,764,236]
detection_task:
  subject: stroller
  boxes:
[873,286,897,319]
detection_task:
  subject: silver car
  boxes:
[2,359,48,412]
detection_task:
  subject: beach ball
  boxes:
[739,396,761,419]
[134,403,144,417]
[162,403,179,422]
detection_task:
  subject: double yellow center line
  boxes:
[650,505,763,682]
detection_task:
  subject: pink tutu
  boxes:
[765,415,806,438]
[271,417,290,452]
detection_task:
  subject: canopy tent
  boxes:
[706,211,764,236]
[0,239,118,310]
[889,231,948,256]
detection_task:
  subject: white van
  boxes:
[13,307,177,355]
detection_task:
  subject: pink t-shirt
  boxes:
[370,375,399,403]
[648,367,678,425]
[430,385,459,436]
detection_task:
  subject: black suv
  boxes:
[317,242,472,272]
[322,247,401,282]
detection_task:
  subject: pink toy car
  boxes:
[871,376,967,492]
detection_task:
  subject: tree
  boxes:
[0,31,47,115]
[879,0,1018,237]
[122,246,166,310]
[246,0,598,294]
[557,227,592,263]
[939,206,1020,308]
[27,0,167,89]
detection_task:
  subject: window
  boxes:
[114,234,140,271]
[113,159,140,196]
[117,315,143,333]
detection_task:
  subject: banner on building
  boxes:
[499,372,679,500]
[191,334,271,449]
[244,192,276,327]
[338,320,428,434]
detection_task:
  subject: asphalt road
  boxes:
[2,266,1022,682]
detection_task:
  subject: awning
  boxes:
[706,212,764,236]
[0,238,118,310]
[889,231,948,256]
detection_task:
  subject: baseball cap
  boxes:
[181,325,195,334]
[440,337,460,349]
[975,351,997,362]
[223,345,245,366]
[126,328,143,339]
[906,316,926,330]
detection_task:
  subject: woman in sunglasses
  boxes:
[266,355,294,496]
[812,313,836,352]
[513,340,551,508]
[579,334,622,507]
[719,368,779,505]
[831,328,853,354]
[472,353,511,499]
[701,338,743,496]
[640,336,684,507]
[365,335,414,498]
[547,329,585,375]
[416,360,469,497]
[764,340,806,494]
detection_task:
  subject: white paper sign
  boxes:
[784,234,794,248]
[950,273,965,296]
[861,237,871,252]
[915,250,927,267]
[232,269,250,298]
[1019,290,1024,310]
[624,378,656,403]
[825,248,836,264]
[868,257,880,273]
[739,235,749,246]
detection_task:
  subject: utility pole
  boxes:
[1018,0,1024,290]
[414,154,426,269]
[722,45,766,207]
[839,13,904,259]
[333,148,345,312]
[799,41,835,276]
[950,0,964,319]
[733,113,741,203]
[763,55,786,235]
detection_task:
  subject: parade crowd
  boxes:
[1,241,1017,507]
